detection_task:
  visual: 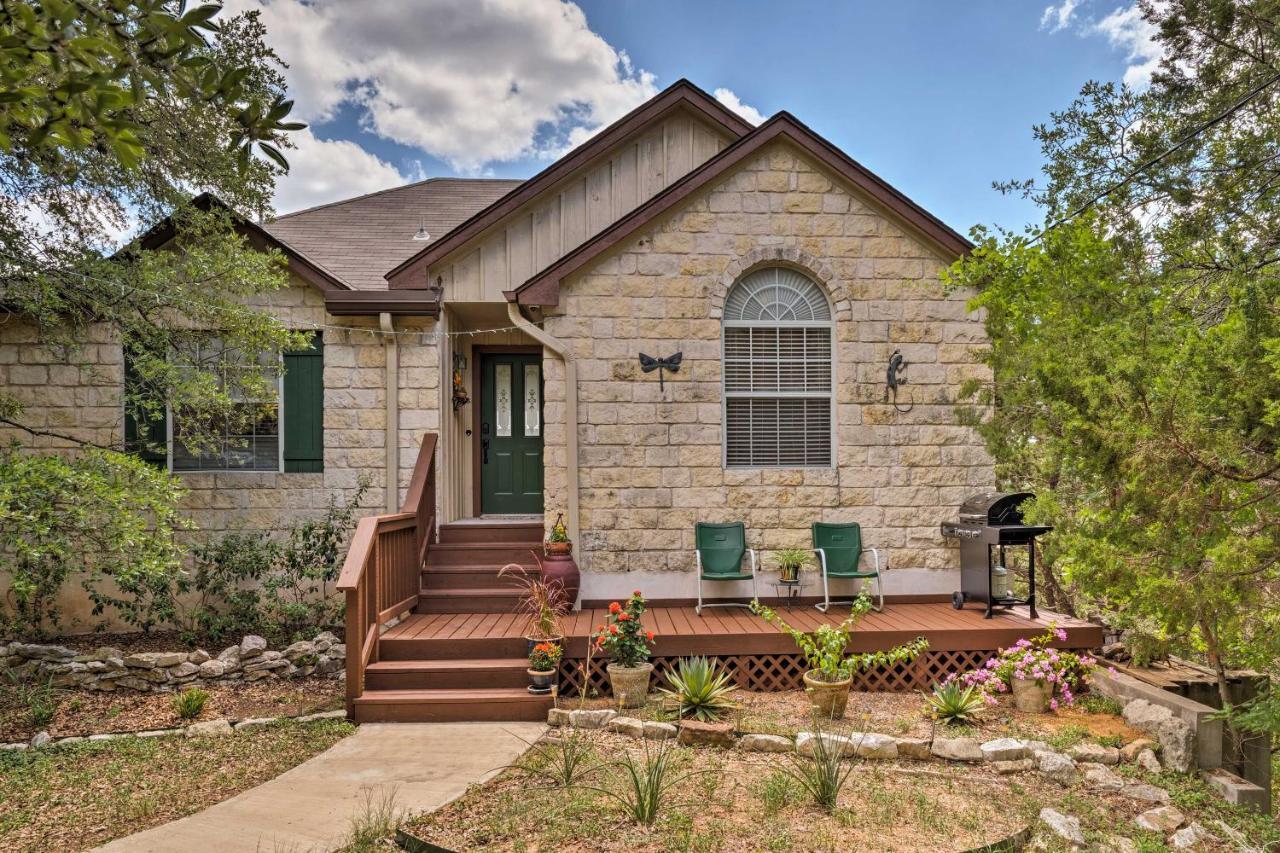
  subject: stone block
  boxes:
[677,720,735,748]
[568,709,616,730]
[1134,805,1184,834]
[931,737,983,762]
[981,738,1031,762]
[738,733,792,753]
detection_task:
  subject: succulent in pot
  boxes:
[593,591,656,708]
[527,641,562,695]
[773,548,811,583]
[750,596,928,719]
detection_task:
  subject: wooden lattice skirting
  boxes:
[557,650,1004,696]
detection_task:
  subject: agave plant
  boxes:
[658,656,737,722]
[924,680,985,725]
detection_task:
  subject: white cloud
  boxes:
[713,87,766,126]
[223,0,659,174]
[1039,0,1080,32]
[1093,4,1163,89]
[273,129,410,214]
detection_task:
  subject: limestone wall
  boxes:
[542,140,992,598]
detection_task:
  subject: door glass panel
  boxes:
[523,363,541,437]
[495,363,512,437]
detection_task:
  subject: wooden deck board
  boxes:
[386,602,1102,657]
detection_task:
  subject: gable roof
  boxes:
[507,112,974,306]
[264,177,522,291]
[384,79,755,289]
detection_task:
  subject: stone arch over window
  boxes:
[709,246,850,321]
[722,266,834,468]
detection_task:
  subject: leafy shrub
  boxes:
[924,681,985,725]
[783,726,854,812]
[0,445,188,636]
[750,595,927,683]
[1078,694,1123,716]
[172,687,210,720]
[180,532,278,645]
[658,656,736,722]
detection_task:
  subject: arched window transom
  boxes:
[722,267,833,468]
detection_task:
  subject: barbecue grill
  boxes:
[940,492,1051,619]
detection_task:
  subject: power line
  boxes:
[1031,69,1280,244]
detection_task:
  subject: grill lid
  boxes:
[957,492,1035,525]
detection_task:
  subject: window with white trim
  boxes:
[722,267,833,467]
[169,338,283,473]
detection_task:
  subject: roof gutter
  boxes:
[326,290,441,316]
[506,301,578,550]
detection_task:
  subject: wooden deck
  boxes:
[382,601,1102,657]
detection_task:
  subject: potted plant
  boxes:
[593,590,656,708]
[750,596,928,719]
[545,512,572,556]
[498,564,567,654]
[773,548,810,584]
[951,625,1095,714]
[527,641,562,695]
[538,512,580,608]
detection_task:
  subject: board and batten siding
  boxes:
[430,111,733,302]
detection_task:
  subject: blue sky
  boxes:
[235,0,1157,235]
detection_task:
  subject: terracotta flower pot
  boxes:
[539,552,580,609]
[545,541,572,556]
[803,670,852,720]
[1011,676,1052,713]
[527,668,556,695]
[606,662,654,708]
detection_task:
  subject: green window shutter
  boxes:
[283,332,324,473]
[123,354,168,467]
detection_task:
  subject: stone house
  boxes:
[0,80,989,619]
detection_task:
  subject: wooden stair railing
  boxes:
[336,433,437,715]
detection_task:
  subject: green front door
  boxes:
[479,352,544,515]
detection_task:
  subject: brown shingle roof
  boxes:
[263,178,523,290]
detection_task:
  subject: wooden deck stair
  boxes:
[351,519,552,723]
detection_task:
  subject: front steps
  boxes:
[352,519,553,723]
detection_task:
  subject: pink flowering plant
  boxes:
[949,625,1096,711]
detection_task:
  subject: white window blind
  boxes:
[723,268,833,468]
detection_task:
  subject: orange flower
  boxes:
[595,624,605,632]
[646,631,655,641]
[617,611,631,622]
[595,636,605,647]
[632,590,642,597]
[609,602,622,614]
[609,625,619,635]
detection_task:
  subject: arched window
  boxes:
[722,267,833,467]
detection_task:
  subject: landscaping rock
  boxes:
[1038,808,1085,848]
[186,719,234,737]
[124,651,186,668]
[1120,738,1157,762]
[135,729,180,738]
[1083,764,1125,792]
[1134,805,1184,834]
[55,736,85,746]
[568,709,616,729]
[606,716,645,737]
[313,631,338,652]
[198,659,227,679]
[1097,835,1139,853]
[642,721,677,741]
[1069,743,1120,765]
[29,731,50,749]
[678,720,735,748]
[328,643,346,660]
[981,737,1031,762]
[1,742,27,751]
[1036,751,1078,786]
[88,733,124,742]
[931,736,983,762]
[187,649,211,665]
[796,731,853,758]
[893,737,932,760]
[1169,822,1215,849]
[217,646,240,664]
[1156,718,1195,773]
[233,717,277,731]
[1121,783,1170,804]
[239,635,267,659]
[314,656,342,676]
[293,710,346,722]
[1123,698,1172,731]
[168,661,200,679]
[92,646,124,662]
[547,707,570,727]
[283,641,315,660]
[738,733,792,753]
[11,643,76,661]
[850,732,898,760]
[993,758,1034,775]
[1136,748,1162,774]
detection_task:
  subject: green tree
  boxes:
[0,2,307,631]
[944,0,1280,709]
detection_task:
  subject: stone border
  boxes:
[0,632,346,693]
[2,709,347,752]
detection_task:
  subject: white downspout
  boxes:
[379,312,399,514]
[506,301,578,545]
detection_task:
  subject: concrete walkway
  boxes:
[96,721,545,853]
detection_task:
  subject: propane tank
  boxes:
[990,563,1010,600]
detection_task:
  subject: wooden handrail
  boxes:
[340,434,437,716]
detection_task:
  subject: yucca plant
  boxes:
[513,728,596,787]
[658,656,737,722]
[172,687,210,720]
[782,725,855,812]
[585,737,704,826]
[924,680,985,725]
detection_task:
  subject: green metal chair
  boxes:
[812,522,883,613]
[695,522,758,615]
